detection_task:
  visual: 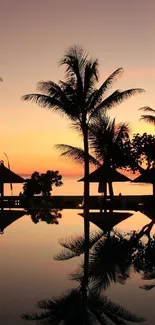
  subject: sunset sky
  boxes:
[0,0,155,176]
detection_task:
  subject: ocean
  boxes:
[4,175,153,196]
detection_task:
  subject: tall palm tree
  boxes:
[140,106,155,125]
[22,45,144,295]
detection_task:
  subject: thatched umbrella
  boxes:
[132,168,155,196]
[0,161,25,208]
[78,164,131,198]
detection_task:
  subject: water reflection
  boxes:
[22,210,150,324]
[26,208,63,225]
[22,287,145,324]
[0,208,63,234]
[2,207,155,323]
[0,209,26,234]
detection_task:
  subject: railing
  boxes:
[0,195,154,210]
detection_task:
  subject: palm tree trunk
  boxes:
[82,125,90,302]
[108,182,114,212]
[109,182,114,198]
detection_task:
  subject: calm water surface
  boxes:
[0,177,155,324]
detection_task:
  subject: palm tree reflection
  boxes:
[22,287,145,324]
[22,216,148,324]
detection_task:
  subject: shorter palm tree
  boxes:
[56,112,132,199]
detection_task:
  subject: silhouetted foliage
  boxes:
[54,231,103,261]
[130,133,155,170]
[89,112,131,169]
[140,106,155,125]
[23,170,63,198]
[56,112,133,170]
[21,287,145,324]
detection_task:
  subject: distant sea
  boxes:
[4,175,152,196]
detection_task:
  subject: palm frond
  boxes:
[97,295,145,322]
[90,88,144,118]
[59,45,88,86]
[53,231,103,261]
[115,122,130,143]
[21,311,51,321]
[21,93,65,110]
[140,115,155,125]
[139,106,155,113]
[22,288,145,324]
[55,144,100,166]
[88,67,124,111]
[84,59,99,99]
[21,93,81,122]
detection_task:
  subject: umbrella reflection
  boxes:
[0,209,26,234]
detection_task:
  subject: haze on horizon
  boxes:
[0,0,155,176]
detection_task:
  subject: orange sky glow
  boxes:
[0,0,155,176]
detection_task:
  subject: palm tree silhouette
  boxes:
[22,45,144,294]
[21,286,145,324]
[140,106,155,125]
[54,230,133,292]
[56,112,130,165]
[56,112,132,198]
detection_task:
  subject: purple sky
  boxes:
[0,0,155,174]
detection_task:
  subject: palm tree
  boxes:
[88,112,130,167]
[21,286,145,324]
[56,112,132,198]
[22,45,144,295]
[140,106,155,125]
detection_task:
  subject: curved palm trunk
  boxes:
[82,126,90,302]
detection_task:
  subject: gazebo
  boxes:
[0,161,25,209]
[78,164,131,198]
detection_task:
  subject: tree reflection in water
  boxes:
[26,208,63,225]
[21,212,149,324]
